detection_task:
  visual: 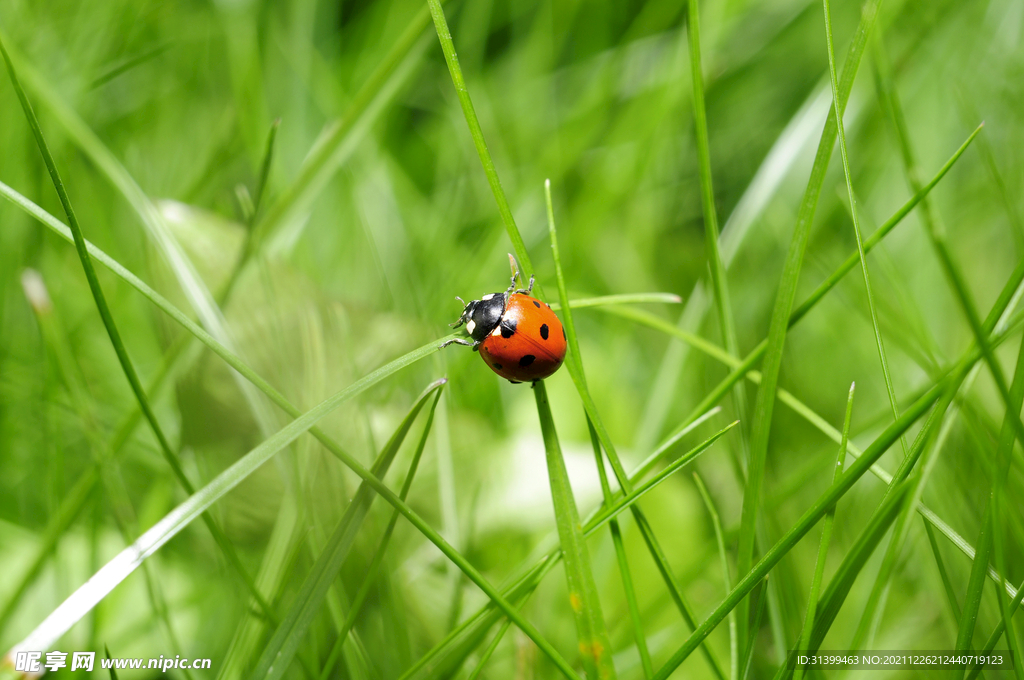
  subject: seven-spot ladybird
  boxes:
[442,271,567,383]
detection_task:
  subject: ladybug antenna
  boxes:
[455,296,466,306]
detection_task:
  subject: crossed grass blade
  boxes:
[254,385,444,680]
[736,1,882,649]
[20,276,194,678]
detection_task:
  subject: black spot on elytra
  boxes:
[539,324,549,340]
[500,318,517,338]
[519,354,536,367]
[493,363,503,370]
[532,300,541,308]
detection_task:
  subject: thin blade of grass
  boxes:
[466,618,514,680]
[534,380,617,680]
[545,180,727,679]
[254,384,444,680]
[692,472,737,680]
[793,382,854,680]
[0,34,278,626]
[22,275,195,678]
[686,0,748,489]
[588,417,652,678]
[736,0,882,648]
[316,390,439,680]
[739,578,769,680]
[822,0,907,458]
[924,520,962,624]
[427,0,535,281]
[548,293,682,311]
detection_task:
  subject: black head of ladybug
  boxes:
[452,292,506,343]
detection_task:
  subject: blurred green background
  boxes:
[1,0,1022,677]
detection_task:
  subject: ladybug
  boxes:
[442,271,567,383]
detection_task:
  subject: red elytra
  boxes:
[478,293,566,383]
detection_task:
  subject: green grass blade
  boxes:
[987,335,1024,680]
[466,617,514,680]
[793,382,854,680]
[534,381,617,680]
[739,578,769,680]
[692,472,737,680]
[821,0,907,458]
[427,0,534,281]
[548,294,682,311]
[588,417,652,678]
[686,0,747,468]
[317,390,440,680]
[651,378,943,680]
[0,33,277,625]
[545,180,727,679]
[924,520,963,624]
[104,645,118,680]
[254,383,444,680]
[736,1,882,647]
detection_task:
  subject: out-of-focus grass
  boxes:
[1,0,1022,678]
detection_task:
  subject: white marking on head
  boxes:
[491,327,502,336]
[481,293,495,301]
[467,320,476,334]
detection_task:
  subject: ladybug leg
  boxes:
[514,274,535,296]
[439,337,473,349]
[449,297,468,328]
